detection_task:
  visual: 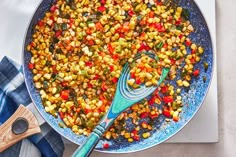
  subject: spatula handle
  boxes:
[72,115,115,157]
[0,105,41,152]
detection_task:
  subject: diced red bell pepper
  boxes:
[98,6,106,12]
[112,77,118,83]
[52,65,58,73]
[95,22,103,31]
[61,90,70,100]
[61,82,68,87]
[133,135,140,141]
[156,1,162,5]
[84,109,92,114]
[170,59,176,64]
[85,61,93,67]
[163,96,174,104]
[140,112,149,118]
[101,0,106,5]
[191,49,196,54]
[193,69,200,77]
[135,78,142,85]
[108,43,115,54]
[149,11,155,18]
[132,129,138,135]
[87,40,94,46]
[86,28,92,35]
[103,143,109,149]
[109,65,114,71]
[50,5,58,13]
[128,9,135,16]
[185,40,192,47]
[93,74,100,80]
[155,23,165,32]
[130,72,135,78]
[148,96,156,105]
[38,20,44,27]
[175,18,182,25]
[163,110,171,118]
[179,34,184,39]
[59,112,64,119]
[55,30,62,38]
[161,86,168,94]
[190,58,195,63]
[87,83,93,88]
[112,54,119,60]
[28,63,34,70]
[101,82,107,91]
[29,42,35,48]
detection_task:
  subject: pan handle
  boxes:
[0,104,41,152]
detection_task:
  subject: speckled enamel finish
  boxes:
[23,0,213,153]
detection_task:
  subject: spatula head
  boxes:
[108,52,169,118]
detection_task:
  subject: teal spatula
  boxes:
[72,52,169,157]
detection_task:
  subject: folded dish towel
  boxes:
[0,57,64,157]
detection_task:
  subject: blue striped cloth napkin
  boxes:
[0,57,64,157]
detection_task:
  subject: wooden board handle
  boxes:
[0,105,41,152]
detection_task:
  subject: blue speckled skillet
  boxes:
[23,0,213,153]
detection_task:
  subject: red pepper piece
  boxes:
[109,65,114,71]
[193,69,200,77]
[103,143,109,149]
[149,11,155,18]
[148,96,156,105]
[86,28,92,35]
[161,86,168,94]
[132,129,138,135]
[98,6,106,12]
[28,63,34,70]
[185,40,192,47]
[61,90,70,100]
[128,9,135,16]
[87,40,94,46]
[93,74,100,80]
[175,18,182,25]
[140,112,149,118]
[84,109,91,114]
[55,30,62,38]
[133,135,140,141]
[163,96,174,104]
[61,82,68,87]
[112,77,118,83]
[101,0,106,5]
[163,110,171,117]
[95,22,103,31]
[130,72,135,78]
[112,54,119,60]
[88,83,93,88]
[108,43,115,54]
[101,82,107,91]
[179,34,184,39]
[59,112,64,119]
[85,61,93,67]
[50,5,57,12]
[38,20,44,27]
[135,78,142,85]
